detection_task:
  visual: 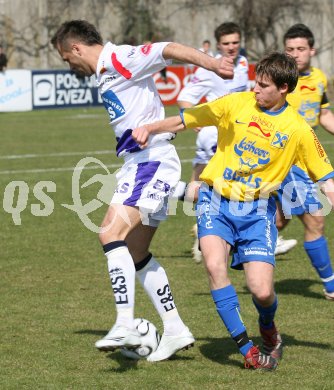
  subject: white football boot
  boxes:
[147,327,195,362]
[95,325,141,352]
[274,236,297,255]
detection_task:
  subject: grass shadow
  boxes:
[274,278,324,299]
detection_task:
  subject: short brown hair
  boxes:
[284,24,315,48]
[214,22,241,42]
[256,52,298,93]
[51,20,103,49]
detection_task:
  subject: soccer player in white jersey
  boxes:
[176,22,249,262]
[51,20,234,362]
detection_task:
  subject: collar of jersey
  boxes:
[259,101,288,116]
[300,70,311,76]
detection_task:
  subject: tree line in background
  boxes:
[1,0,334,70]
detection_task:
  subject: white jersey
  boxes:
[177,54,249,104]
[177,54,249,166]
[96,41,174,157]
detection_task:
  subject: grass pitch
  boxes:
[0,106,334,389]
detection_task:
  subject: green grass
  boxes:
[1,106,334,389]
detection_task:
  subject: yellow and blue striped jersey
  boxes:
[182,91,333,201]
[287,67,330,128]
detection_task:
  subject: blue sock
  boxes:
[211,284,253,356]
[304,236,334,293]
[252,295,278,329]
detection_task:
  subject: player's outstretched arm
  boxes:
[132,115,185,148]
[162,42,234,80]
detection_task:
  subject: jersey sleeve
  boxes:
[295,125,334,182]
[113,42,171,81]
[177,67,213,105]
[181,95,230,129]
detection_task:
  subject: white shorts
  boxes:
[111,142,181,226]
[193,126,218,166]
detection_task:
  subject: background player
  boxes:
[276,24,334,300]
[51,20,234,362]
[198,39,214,56]
[132,51,334,369]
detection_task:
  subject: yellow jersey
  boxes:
[182,91,333,201]
[287,67,330,128]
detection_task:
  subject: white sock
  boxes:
[136,255,186,335]
[105,246,136,329]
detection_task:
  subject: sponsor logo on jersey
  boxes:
[153,179,171,194]
[248,121,271,137]
[234,137,270,163]
[189,75,201,84]
[101,89,126,122]
[244,247,269,256]
[271,131,289,149]
[233,138,270,178]
[300,85,316,91]
[235,119,247,124]
[115,183,130,193]
[223,167,262,188]
[99,75,117,86]
[250,115,275,130]
[141,44,152,55]
[127,47,136,58]
[311,129,325,157]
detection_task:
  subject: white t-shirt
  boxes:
[96,41,174,157]
[177,54,249,165]
[177,54,249,104]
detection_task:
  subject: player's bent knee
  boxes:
[98,222,125,244]
[249,286,273,304]
[303,217,325,236]
[204,258,228,282]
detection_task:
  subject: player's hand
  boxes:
[216,56,234,79]
[193,126,202,133]
[132,126,150,148]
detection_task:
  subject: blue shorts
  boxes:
[276,165,321,216]
[196,185,277,270]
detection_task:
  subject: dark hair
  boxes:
[203,39,211,45]
[283,23,315,48]
[255,52,298,93]
[214,22,241,42]
[51,20,103,49]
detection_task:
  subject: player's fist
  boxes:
[217,56,234,79]
[132,126,150,148]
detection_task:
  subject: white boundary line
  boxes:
[0,145,196,160]
[0,159,194,175]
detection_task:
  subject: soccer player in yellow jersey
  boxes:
[276,24,334,301]
[132,52,334,370]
